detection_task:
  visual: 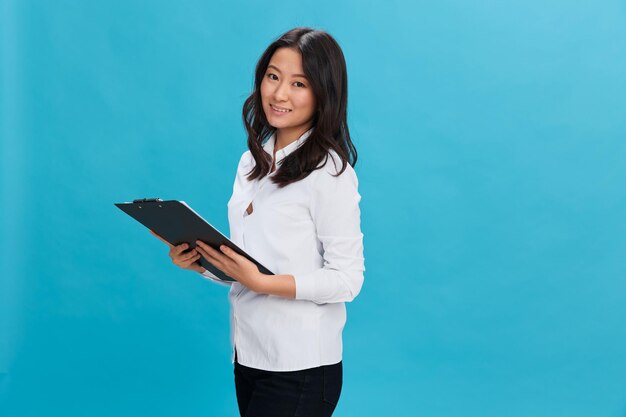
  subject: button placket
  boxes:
[243,179,262,220]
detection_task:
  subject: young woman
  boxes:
[152,27,364,417]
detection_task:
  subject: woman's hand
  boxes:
[194,240,266,293]
[150,230,206,274]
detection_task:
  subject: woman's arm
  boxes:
[291,162,365,305]
[193,157,364,303]
[194,242,295,297]
[257,274,296,299]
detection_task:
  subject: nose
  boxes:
[272,80,289,102]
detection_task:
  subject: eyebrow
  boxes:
[267,64,307,79]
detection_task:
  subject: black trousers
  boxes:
[234,352,343,417]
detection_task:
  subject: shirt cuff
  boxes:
[199,270,232,286]
[293,270,317,302]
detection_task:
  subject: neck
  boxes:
[275,124,312,152]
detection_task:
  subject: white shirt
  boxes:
[200,128,365,371]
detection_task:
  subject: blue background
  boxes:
[2,1,625,416]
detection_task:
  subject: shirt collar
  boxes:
[263,128,314,167]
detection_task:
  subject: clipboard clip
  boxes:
[133,198,163,203]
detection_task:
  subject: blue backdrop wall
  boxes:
[2,1,625,416]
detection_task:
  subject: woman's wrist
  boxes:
[255,273,296,299]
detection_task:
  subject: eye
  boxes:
[293,81,306,88]
[266,73,278,81]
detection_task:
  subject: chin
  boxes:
[265,114,291,129]
[268,120,291,129]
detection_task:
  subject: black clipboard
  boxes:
[115,198,274,282]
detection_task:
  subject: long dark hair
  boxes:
[242,27,357,188]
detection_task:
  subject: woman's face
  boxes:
[260,47,316,134]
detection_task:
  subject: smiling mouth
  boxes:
[270,104,292,113]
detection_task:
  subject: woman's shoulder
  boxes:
[317,149,356,174]
[312,149,358,186]
[236,150,255,172]
[238,149,253,164]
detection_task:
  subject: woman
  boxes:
[153,27,364,417]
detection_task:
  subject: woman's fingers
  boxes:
[196,241,223,259]
[169,242,190,258]
[151,235,224,273]
[176,248,199,263]
[194,245,212,263]
[149,230,209,273]
[217,245,245,262]
[195,244,225,268]
[179,253,201,268]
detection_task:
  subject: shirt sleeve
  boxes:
[293,158,365,304]
[198,269,233,287]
